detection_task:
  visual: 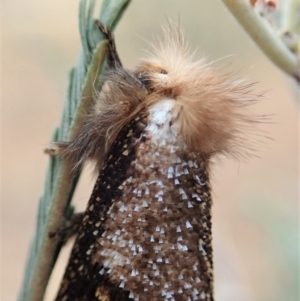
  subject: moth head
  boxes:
[134,22,262,158]
[135,22,191,97]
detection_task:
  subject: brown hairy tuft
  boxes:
[59,68,148,170]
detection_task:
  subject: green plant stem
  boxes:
[26,41,108,301]
[18,1,131,301]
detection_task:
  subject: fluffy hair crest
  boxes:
[135,22,262,157]
[56,22,263,171]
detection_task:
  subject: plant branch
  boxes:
[18,1,131,301]
[221,0,300,82]
[281,0,299,33]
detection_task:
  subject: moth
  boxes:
[53,21,259,301]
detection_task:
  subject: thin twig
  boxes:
[221,0,300,82]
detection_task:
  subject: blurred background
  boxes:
[1,0,299,300]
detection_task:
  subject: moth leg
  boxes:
[44,142,70,156]
[49,212,84,245]
[95,20,122,69]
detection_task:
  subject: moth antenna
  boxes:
[95,20,122,69]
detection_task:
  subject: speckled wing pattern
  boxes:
[55,114,147,301]
[55,105,214,301]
